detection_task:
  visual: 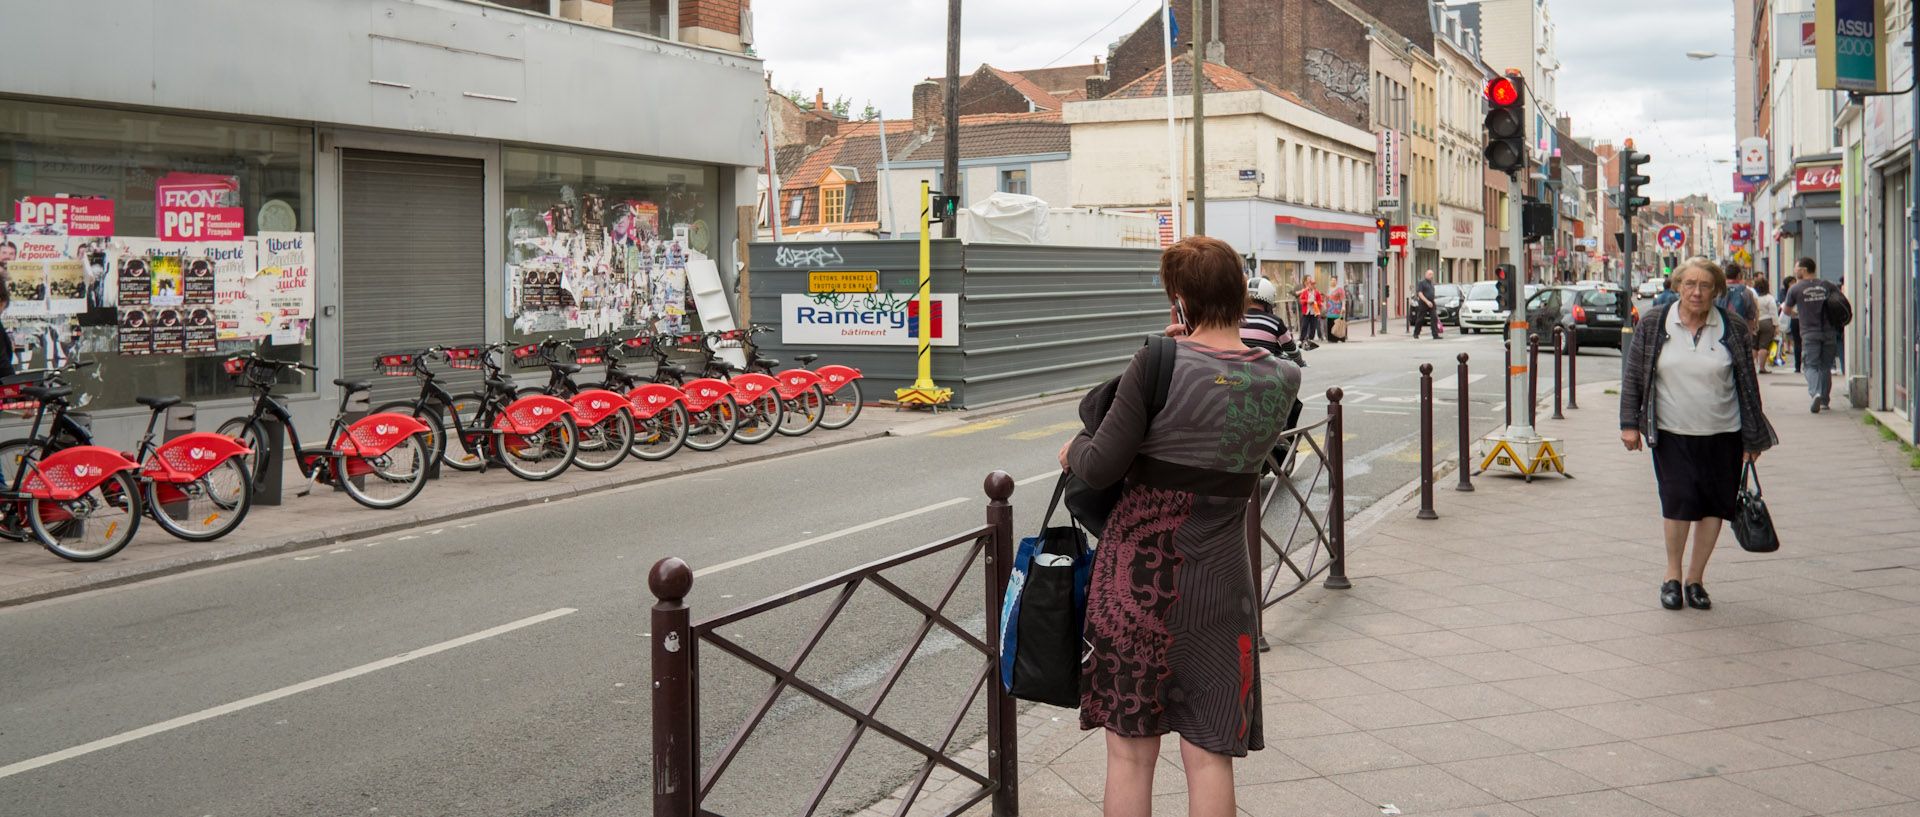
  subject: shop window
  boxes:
[0,97,315,412]
[503,146,720,346]
[822,186,846,224]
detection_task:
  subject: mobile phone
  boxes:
[1172,301,1188,330]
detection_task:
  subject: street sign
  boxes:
[1657,224,1687,252]
[807,271,880,293]
[1376,197,1401,210]
[1389,225,1409,247]
[1239,169,1258,181]
[1415,221,1437,239]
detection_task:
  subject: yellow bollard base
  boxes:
[1472,434,1572,482]
[894,386,954,406]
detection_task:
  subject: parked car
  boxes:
[1636,277,1665,299]
[1456,281,1506,333]
[1527,283,1636,349]
[1405,283,1464,329]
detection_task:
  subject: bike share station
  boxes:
[744,220,1171,411]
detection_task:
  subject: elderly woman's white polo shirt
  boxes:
[1654,305,1741,435]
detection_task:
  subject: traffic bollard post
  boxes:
[1324,387,1351,589]
[1567,328,1580,409]
[983,471,1019,816]
[1527,333,1541,431]
[1455,352,1474,492]
[650,558,694,817]
[1417,364,1437,520]
[1551,326,1565,421]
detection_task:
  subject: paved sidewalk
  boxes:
[945,369,1920,816]
[0,397,1061,606]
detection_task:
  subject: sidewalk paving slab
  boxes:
[858,367,1920,817]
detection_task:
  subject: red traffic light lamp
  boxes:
[1484,77,1519,106]
[1482,74,1527,174]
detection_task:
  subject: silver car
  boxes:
[1457,281,1507,333]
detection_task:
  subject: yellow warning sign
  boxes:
[808,271,879,293]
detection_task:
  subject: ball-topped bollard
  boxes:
[1456,353,1474,493]
[649,556,692,602]
[984,470,1014,503]
[1417,363,1438,520]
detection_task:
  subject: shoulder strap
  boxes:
[1145,336,1176,418]
[1042,472,1070,528]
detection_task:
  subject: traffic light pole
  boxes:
[1506,170,1533,441]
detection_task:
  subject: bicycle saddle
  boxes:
[553,362,582,375]
[333,378,371,392]
[136,395,183,410]
[21,385,70,402]
[662,364,687,377]
[753,357,779,370]
[795,354,820,365]
[485,377,515,391]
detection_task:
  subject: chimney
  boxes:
[1094,56,1103,72]
[913,80,944,134]
[815,88,827,112]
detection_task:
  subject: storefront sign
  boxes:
[1376,130,1402,200]
[1388,224,1409,248]
[1415,221,1437,239]
[1738,137,1770,180]
[1818,0,1887,92]
[782,292,959,347]
[1795,162,1843,192]
[1297,236,1352,254]
[156,172,244,242]
[807,270,879,293]
[14,197,115,236]
[1776,11,1816,59]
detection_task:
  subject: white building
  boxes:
[1434,4,1488,282]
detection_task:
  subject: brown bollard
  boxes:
[651,557,695,817]
[1418,363,1438,520]
[1324,388,1351,589]
[1551,326,1565,421]
[1455,352,1474,492]
[1527,333,1541,430]
[982,471,1018,816]
[1567,328,1580,409]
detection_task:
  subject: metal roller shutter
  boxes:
[341,150,486,400]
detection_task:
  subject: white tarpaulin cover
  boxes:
[967,192,1051,244]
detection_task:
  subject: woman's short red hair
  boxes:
[1159,236,1246,330]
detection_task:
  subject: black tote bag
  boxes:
[1731,462,1779,553]
[998,475,1093,708]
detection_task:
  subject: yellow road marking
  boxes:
[1006,421,1083,441]
[931,418,1015,437]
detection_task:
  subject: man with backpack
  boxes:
[1717,263,1759,332]
[1784,257,1852,413]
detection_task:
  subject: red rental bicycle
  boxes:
[642,333,741,452]
[511,339,635,471]
[575,334,693,462]
[679,330,783,445]
[739,324,865,431]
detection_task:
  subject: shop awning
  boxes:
[1274,215,1373,234]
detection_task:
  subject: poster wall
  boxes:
[507,197,710,338]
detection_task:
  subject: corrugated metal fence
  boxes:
[746,240,1165,409]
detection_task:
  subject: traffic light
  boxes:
[1482,74,1527,174]
[929,193,960,223]
[1621,142,1651,219]
[1521,198,1551,243]
[1495,264,1516,311]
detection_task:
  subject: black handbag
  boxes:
[1731,462,1779,553]
[1064,336,1176,538]
[998,475,1093,708]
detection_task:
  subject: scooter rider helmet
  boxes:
[1247,276,1278,307]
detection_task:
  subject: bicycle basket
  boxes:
[572,344,606,365]
[222,358,249,376]
[675,333,708,349]
[376,351,420,377]
[0,372,48,412]
[445,347,486,370]
[710,329,746,349]
[511,343,547,369]
[617,336,654,357]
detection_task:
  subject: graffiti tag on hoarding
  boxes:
[773,246,846,268]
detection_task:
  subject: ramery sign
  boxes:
[782,292,960,347]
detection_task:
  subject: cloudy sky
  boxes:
[753,0,1738,202]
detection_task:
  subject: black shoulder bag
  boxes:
[1063,335,1176,538]
[1731,461,1779,553]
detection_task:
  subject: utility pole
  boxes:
[941,0,961,239]
[1190,0,1206,235]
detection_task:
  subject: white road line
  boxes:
[0,608,577,782]
[694,470,1061,579]
[1431,373,1487,390]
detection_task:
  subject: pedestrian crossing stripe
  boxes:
[932,417,1012,437]
[1006,421,1083,441]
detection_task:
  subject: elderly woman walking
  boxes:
[1620,257,1777,610]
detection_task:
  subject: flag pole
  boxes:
[1163,0,1182,241]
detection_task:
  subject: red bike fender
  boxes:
[143,432,253,483]
[22,445,140,501]
[569,389,631,426]
[343,413,432,458]
[774,368,823,399]
[815,365,864,395]
[496,394,578,435]
[679,378,736,412]
[625,383,687,419]
[728,373,781,402]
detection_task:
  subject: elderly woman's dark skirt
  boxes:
[1651,431,1742,521]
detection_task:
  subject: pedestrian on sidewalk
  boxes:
[1652,275,1678,308]
[1297,280,1324,346]
[1783,257,1841,413]
[1620,257,1777,612]
[1412,269,1443,339]
[1326,277,1346,342]
[1751,276,1778,374]
[1061,234,1300,817]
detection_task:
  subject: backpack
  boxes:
[1065,336,1177,537]
[1825,288,1853,330]
[1718,284,1757,326]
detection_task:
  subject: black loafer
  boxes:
[1685,583,1712,610]
[1661,580,1683,610]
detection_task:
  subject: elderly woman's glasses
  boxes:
[1677,280,1716,292]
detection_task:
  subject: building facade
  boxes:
[0,0,764,441]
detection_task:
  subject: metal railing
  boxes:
[1246,388,1350,637]
[649,472,1018,817]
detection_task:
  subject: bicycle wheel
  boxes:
[775,385,826,437]
[731,392,783,445]
[683,397,738,452]
[500,415,578,481]
[630,403,690,461]
[816,380,864,430]
[375,400,444,468]
[0,439,41,542]
[337,433,430,509]
[216,418,272,488]
[146,458,252,541]
[438,393,486,472]
[31,470,141,561]
[572,412,633,471]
